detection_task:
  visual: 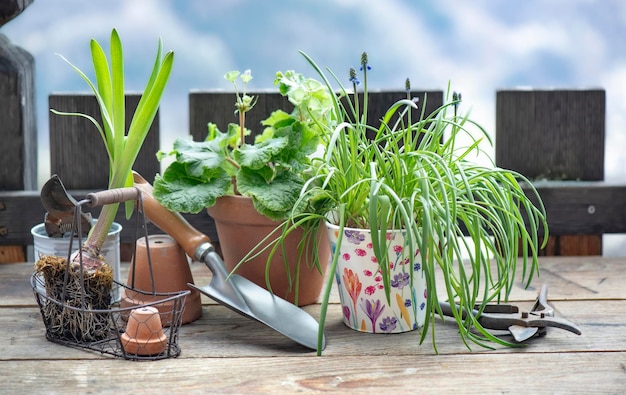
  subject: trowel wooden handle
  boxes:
[132,172,211,258]
[86,187,140,207]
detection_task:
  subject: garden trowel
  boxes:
[131,172,325,351]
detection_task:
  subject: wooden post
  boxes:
[189,90,443,141]
[496,89,606,255]
[0,0,36,262]
[48,94,160,190]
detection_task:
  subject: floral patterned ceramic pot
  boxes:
[326,223,427,334]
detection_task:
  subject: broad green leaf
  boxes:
[110,29,125,170]
[236,167,303,220]
[172,138,226,177]
[153,162,231,213]
[233,136,289,170]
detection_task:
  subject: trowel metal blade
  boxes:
[188,275,324,351]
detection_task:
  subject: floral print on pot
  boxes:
[326,223,427,334]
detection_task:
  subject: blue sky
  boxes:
[4,1,625,160]
[3,0,626,254]
[4,0,626,175]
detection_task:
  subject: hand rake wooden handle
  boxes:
[86,187,140,207]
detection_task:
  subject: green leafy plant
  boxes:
[51,28,174,265]
[274,51,548,354]
[152,69,336,221]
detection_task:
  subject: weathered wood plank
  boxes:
[189,90,295,142]
[4,255,624,308]
[1,257,623,393]
[0,1,34,25]
[497,90,607,256]
[557,234,602,256]
[0,353,623,394]
[0,298,620,361]
[0,246,24,263]
[3,180,626,242]
[524,181,626,235]
[188,90,444,142]
[496,89,605,181]
[2,181,626,260]
[0,190,219,257]
[0,33,37,191]
[48,94,160,189]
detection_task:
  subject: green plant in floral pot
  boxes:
[153,69,337,306]
[34,28,173,341]
[277,51,548,354]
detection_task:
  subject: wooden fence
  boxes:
[1,88,625,263]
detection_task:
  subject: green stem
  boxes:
[239,107,245,147]
[82,202,119,257]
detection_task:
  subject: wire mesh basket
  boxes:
[31,184,189,361]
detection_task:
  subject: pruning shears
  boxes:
[439,284,582,342]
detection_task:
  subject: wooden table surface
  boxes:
[1,256,624,394]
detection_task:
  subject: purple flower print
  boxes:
[345,230,365,244]
[343,306,351,322]
[379,316,397,333]
[360,298,385,333]
[391,272,410,289]
[404,298,412,307]
[414,262,421,271]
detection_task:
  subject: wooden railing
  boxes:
[495,89,624,255]
[0,89,448,262]
[1,17,624,261]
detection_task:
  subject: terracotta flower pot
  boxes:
[121,234,202,325]
[121,306,167,356]
[207,195,329,306]
[326,223,427,333]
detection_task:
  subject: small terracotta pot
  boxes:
[121,306,167,356]
[207,195,329,306]
[121,234,202,324]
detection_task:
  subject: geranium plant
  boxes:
[152,69,336,221]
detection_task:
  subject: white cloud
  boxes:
[4,0,626,185]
